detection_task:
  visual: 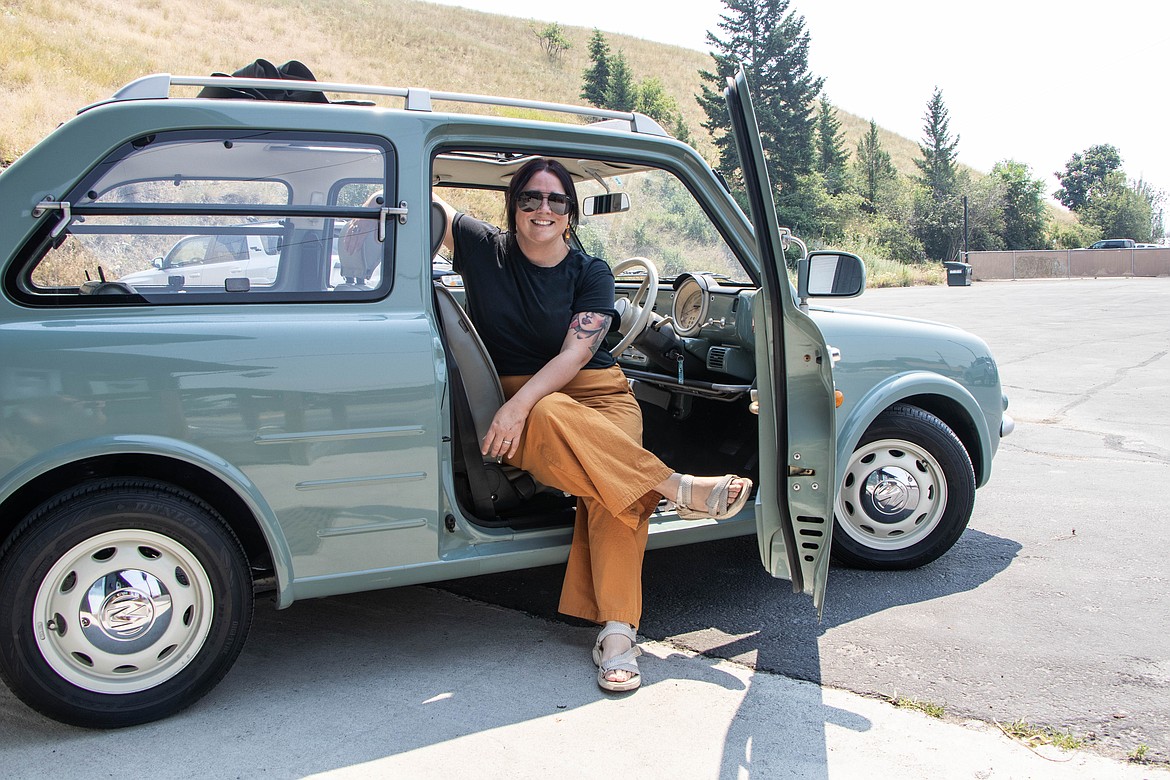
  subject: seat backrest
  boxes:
[431,200,447,258]
[434,281,552,520]
[434,285,503,443]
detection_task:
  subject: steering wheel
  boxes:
[610,257,659,356]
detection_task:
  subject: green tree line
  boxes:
[579,1,1165,262]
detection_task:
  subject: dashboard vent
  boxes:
[707,347,729,371]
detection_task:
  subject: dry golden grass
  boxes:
[2,0,925,176]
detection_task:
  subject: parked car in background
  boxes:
[1088,238,1136,249]
[0,68,1011,728]
[118,225,283,288]
[117,222,379,291]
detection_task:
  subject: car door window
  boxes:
[434,163,749,285]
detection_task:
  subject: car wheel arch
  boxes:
[837,373,990,487]
[0,450,290,604]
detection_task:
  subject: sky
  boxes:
[427,0,1169,204]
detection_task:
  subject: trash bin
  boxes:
[944,261,972,287]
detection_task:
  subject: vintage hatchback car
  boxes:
[0,69,1011,727]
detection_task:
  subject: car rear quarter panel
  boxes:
[0,101,456,607]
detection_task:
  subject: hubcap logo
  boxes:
[100,589,155,638]
[872,479,909,514]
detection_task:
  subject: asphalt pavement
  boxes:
[1,277,1168,778]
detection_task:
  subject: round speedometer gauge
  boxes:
[672,274,710,337]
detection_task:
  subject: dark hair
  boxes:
[504,157,579,236]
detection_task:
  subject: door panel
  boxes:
[725,67,837,614]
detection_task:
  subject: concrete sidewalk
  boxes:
[0,586,1162,779]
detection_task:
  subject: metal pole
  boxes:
[962,195,969,261]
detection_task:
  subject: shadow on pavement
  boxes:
[438,525,1021,778]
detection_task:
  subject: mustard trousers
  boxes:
[500,366,674,629]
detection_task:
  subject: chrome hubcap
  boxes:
[81,570,173,652]
[860,467,921,523]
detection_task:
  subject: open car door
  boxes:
[725,67,838,615]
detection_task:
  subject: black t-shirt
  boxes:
[452,213,619,375]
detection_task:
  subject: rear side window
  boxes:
[15,131,393,305]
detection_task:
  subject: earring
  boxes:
[563,227,570,241]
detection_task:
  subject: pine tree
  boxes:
[815,96,849,196]
[580,29,611,108]
[696,0,824,213]
[914,87,959,199]
[912,88,963,261]
[854,120,897,214]
[604,50,637,112]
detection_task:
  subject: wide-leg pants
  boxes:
[500,366,674,629]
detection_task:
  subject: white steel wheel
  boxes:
[836,439,947,551]
[0,479,252,728]
[32,528,215,695]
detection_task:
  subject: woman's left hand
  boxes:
[483,398,529,461]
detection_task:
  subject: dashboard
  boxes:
[613,272,757,399]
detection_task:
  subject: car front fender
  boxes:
[836,372,996,487]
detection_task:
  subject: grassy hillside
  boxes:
[1,0,927,177]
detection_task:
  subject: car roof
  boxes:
[86,75,668,191]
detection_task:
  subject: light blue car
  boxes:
[0,68,1010,727]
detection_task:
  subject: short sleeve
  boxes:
[573,256,619,327]
[451,213,502,274]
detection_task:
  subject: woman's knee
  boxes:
[528,392,575,428]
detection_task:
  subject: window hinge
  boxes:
[31,199,73,238]
[379,201,408,241]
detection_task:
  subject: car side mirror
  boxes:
[797,251,866,305]
[152,257,164,270]
[582,192,630,216]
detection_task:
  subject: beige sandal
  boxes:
[675,474,753,520]
[592,623,642,692]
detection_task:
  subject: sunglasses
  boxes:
[516,190,573,216]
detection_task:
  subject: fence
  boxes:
[966,248,1170,280]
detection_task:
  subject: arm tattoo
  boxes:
[569,312,613,355]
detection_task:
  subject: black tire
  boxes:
[831,404,975,570]
[0,479,253,728]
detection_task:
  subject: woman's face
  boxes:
[513,169,570,247]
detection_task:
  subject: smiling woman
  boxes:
[433,155,752,691]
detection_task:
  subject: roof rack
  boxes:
[105,74,669,137]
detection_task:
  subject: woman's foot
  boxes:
[655,473,753,520]
[593,622,642,691]
[600,632,634,684]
